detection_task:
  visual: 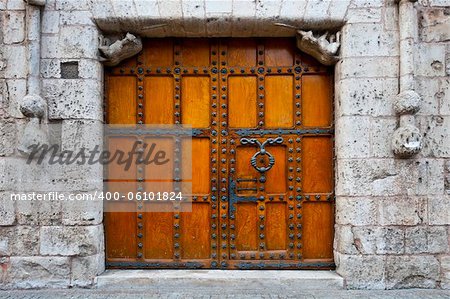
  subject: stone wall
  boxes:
[0,0,449,290]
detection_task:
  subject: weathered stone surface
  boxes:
[335,253,386,289]
[338,57,399,79]
[415,43,447,77]
[0,119,16,157]
[39,225,103,256]
[419,116,450,158]
[420,8,450,43]
[352,226,405,254]
[3,45,27,79]
[5,79,27,118]
[335,197,378,226]
[379,197,427,226]
[70,253,105,287]
[0,226,40,256]
[394,90,421,115]
[16,200,61,226]
[2,11,25,44]
[391,124,423,158]
[336,116,371,158]
[386,256,440,289]
[43,79,102,120]
[58,26,98,59]
[42,10,59,34]
[346,8,382,23]
[0,257,71,289]
[371,117,397,158]
[428,196,450,225]
[0,195,15,226]
[61,198,103,226]
[405,226,449,254]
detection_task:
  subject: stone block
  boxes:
[341,23,398,58]
[16,199,61,226]
[279,0,307,19]
[418,116,450,158]
[40,59,61,78]
[43,79,102,120]
[2,11,25,44]
[336,159,373,196]
[346,8,382,23]
[350,0,383,8]
[133,0,159,18]
[55,0,91,11]
[59,11,94,26]
[339,57,399,79]
[379,196,427,226]
[405,226,449,254]
[334,225,359,255]
[416,77,448,116]
[58,26,98,59]
[336,116,371,158]
[0,119,16,157]
[386,256,440,289]
[205,0,232,16]
[370,117,397,158]
[336,78,397,117]
[328,0,351,21]
[351,226,405,255]
[336,197,378,226]
[6,0,25,10]
[5,79,27,118]
[335,253,386,289]
[40,225,103,256]
[1,226,40,256]
[61,197,103,226]
[303,0,331,22]
[70,253,105,287]
[42,10,60,34]
[0,194,15,226]
[78,59,102,79]
[1,257,70,289]
[420,8,450,43]
[428,196,450,225]
[41,35,60,59]
[3,45,27,79]
[415,43,446,77]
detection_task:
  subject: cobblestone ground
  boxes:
[1,289,450,299]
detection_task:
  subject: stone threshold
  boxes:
[96,270,344,290]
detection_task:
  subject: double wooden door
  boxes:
[105,38,334,269]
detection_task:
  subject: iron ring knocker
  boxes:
[240,136,284,173]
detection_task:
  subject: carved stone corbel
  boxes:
[98,33,143,67]
[296,30,340,66]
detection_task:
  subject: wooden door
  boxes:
[104,38,334,269]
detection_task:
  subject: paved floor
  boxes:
[1,288,450,298]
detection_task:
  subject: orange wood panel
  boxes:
[265,39,295,66]
[302,136,333,193]
[227,39,257,66]
[181,76,210,128]
[265,145,287,194]
[106,136,137,193]
[105,202,137,259]
[181,39,210,66]
[107,76,136,124]
[144,137,174,192]
[229,76,257,128]
[180,203,210,259]
[144,76,174,124]
[182,138,210,194]
[143,203,174,259]
[235,203,258,251]
[302,75,332,127]
[142,39,174,66]
[302,202,334,260]
[265,75,294,128]
[265,202,287,250]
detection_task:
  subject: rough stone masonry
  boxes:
[0,0,449,290]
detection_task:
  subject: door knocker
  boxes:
[240,137,284,173]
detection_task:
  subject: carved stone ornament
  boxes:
[99,33,143,67]
[296,30,340,66]
[394,90,421,115]
[24,0,46,6]
[391,124,422,158]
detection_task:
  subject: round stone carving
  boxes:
[19,94,46,118]
[392,125,422,158]
[394,90,421,115]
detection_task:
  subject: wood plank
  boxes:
[107,76,136,124]
[302,136,333,193]
[265,145,287,194]
[182,138,210,194]
[105,202,137,259]
[229,76,257,128]
[265,75,294,128]
[265,202,287,250]
[227,39,257,66]
[181,39,210,66]
[181,76,210,128]
[235,203,258,251]
[143,39,174,66]
[106,136,137,193]
[180,203,210,259]
[302,74,332,127]
[144,76,174,124]
[143,203,174,259]
[302,202,334,260]
[144,137,174,192]
[265,39,295,66]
